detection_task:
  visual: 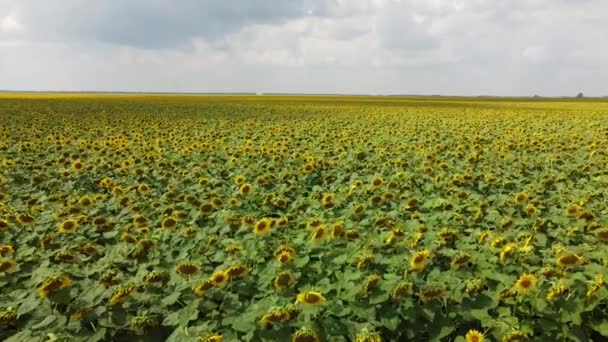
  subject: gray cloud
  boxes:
[7,0,343,48]
[1,0,607,96]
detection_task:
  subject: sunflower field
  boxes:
[1,94,608,342]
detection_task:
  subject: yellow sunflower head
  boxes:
[71,160,85,172]
[515,273,537,294]
[273,272,296,291]
[175,262,199,276]
[210,270,229,287]
[465,329,484,342]
[410,249,431,272]
[291,327,321,342]
[58,219,79,234]
[556,253,583,268]
[311,225,327,242]
[239,183,253,195]
[296,291,326,307]
[254,218,272,236]
[161,217,178,230]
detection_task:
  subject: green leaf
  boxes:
[17,296,40,318]
[31,315,57,329]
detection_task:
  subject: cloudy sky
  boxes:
[1,0,607,96]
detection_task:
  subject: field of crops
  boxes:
[1,94,608,342]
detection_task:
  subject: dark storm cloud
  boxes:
[9,0,340,48]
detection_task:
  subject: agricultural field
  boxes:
[1,94,608,342]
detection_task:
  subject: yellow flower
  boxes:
[239,183,253,195]
[0,259,16,273]
[71,160,84,172]
[465,329,484,342]
[161,217,178,230]
[0,245,14,257]
[502,331,529,342]
[39,275,72,298]
[109,284,137,305]
[410,249,431,272]
[514,273,537,294]
[273,272,296,291]
[556,253,583,268]
[58,219,79,234]
[500,244,516,262]
[254,218,272,236]
[0,219,9,229]
[292,327,321,342]
[210,270,229,287]
[296,291,326,306]
[514,192,528,204]
[311,225,327,242]
[418,286,445,303]
[200,334,223,342]
[175,263,199,276]
[321,193,335,207]
[193,280,214,296]
[16,213,35,224]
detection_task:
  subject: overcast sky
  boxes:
[1,0,607,96]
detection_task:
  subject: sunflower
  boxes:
[16,213,35,224]
[586,274,604,298]
[109,284,138,305]
[0,259,16,273]
[234,175,246,185]
[565,203,581,217]
[210,270,229,287]
[523,203,537,215]
[514,273,537,294]
[79,196,93,207]
[144,270,170,285]
[410,249,431,272]
[199,202,214,215]
[301,163,314,173]
[239,183,253,195]
[0,245,14,257]
[137,183,150,195]
[355,329,382,342]
[556,253,583,268]
[292,327,321,342]
[500,244,516,262]
[132,215,149,227]
[276,249,295,264]
[418,286,445,303]
[451,253,472,269]
[371,177,384,187]
[361,275,381,295]
[514,192,528,204]
[321,193,335,207]
[546,283,569,301]
[594,228,608,241]
[296,291,326,307]
[0,219,9,229]
[39,275,72,298]
[465,279,486,295]
[465,329,484,342]
[71,160,84,172]
[58,219,79,234]
[331,221,345,239]
[311,225,327,242]
[391,282,413,300]
[198,334,223,342]
[274,272,296,291]
[254,218,272,236]
[161,217,178,230]
[226,264,248,279]
[193,280,214,296]
[175,262,199,276]
[502,331,528,342]
[259,308,290,327]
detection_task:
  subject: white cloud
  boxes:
[0,0,607,96]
